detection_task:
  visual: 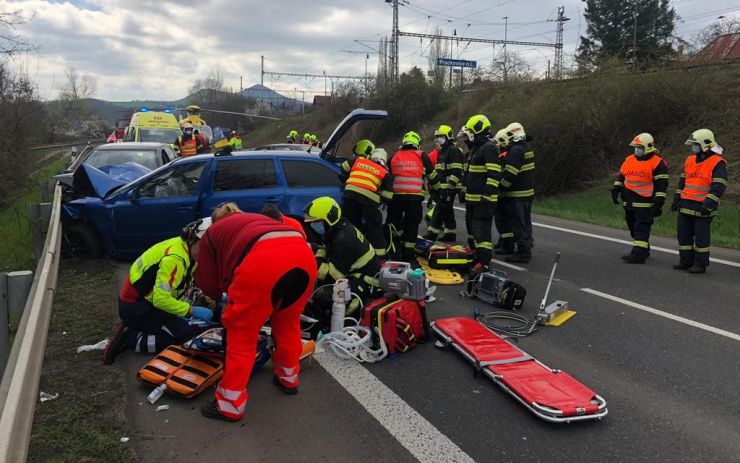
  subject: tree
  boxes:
[186,71,257,132]
[577,0,676,69]
[691,16,740,51]
[427,27,451,87]
[59,67,97,101]
[0,9,35,56]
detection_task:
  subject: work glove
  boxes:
[652,206,663,218]
[611,189,621,205]
[699,206,712,216]
[191,306,213,322]
[670,198,680,212]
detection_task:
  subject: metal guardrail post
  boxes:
[30,203,52,265]
[0,184,62,462]
[7,271,33,318]
[0,274,7,376]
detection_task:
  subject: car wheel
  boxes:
[63,223,104,259]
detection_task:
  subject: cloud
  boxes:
[0,0,730,101]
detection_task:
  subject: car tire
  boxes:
[63,222,104,259]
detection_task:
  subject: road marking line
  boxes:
[452,206,740,268]
[490,259,525,271]
[581,288,740,342]
[315,353,475,463]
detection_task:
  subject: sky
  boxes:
[1,0,738,102]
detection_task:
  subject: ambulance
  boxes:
[123,109,182,144]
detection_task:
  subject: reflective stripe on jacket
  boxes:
[390,149,425,194]
[681,154,726,203]
[620,154,663,198]
[118,237,192,316]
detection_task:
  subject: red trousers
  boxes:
[215,236,317,420]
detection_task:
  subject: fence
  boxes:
[0,184,62,462]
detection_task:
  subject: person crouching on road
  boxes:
[304,197,381,316]
[103,219,214,364]
[196,210,316,422]
[386,131,439,261]
[671,129,728,274]
[611,133,669,264]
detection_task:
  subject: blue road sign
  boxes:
[437,58,477,68]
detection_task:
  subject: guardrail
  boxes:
[30,138,106,152]
[0,184,62,462]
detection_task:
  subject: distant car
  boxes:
[253,143,314,152]
[61,108,388,259]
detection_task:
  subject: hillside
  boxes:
[247,64,739,201]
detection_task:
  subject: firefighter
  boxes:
[498,122,536,263]
[341,139,375,176]
[386,131,439,261]
[343,147,393,257]
[303,132,311,145]
[304,197,381,313]
[424,125,463,242]
[102,219,213,364]
[492,129,515,254]
[671,129,728,274]
[287,129,299,144]
[177,123,202,156]
[611,133,669,264]
[460,115,500,272]
[228,130,243,150]
[195,211,316,422]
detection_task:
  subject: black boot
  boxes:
[438,233,457,242]
[422,231,438,241]
[272,375,299,395]
[505,247,531,264]
[673,263,691,270]
[494,247,514,255]
[621,254,646,264]
[102,324,131,365]
[688,265,706,274]
[200,399,239,422]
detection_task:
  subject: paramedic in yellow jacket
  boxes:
[103,219,214,364]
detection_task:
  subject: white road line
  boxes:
[490,259,525,271]
[452,206,740,268]
[315,353,475,463]
[581,288,740,342]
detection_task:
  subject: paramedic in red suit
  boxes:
[195,211,317,422]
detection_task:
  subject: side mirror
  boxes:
[70,146,78,165]
[126,189,139,202]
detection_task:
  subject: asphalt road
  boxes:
[115,211,740,462]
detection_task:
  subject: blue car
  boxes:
[61,109,388,259]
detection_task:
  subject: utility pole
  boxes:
[550,6,569,80]
[323,70,327,96]
[261,55,264,85]
[547,60,551,80]
[632,2,638,72]
[365,53,369,95]
[502,16,508,82]
[240,75,243,93]
[388,0,399,82]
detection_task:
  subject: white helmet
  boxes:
[685,128,716,152]
[370,148,388,167]
[493,129,509,149]
[504,122,526,143]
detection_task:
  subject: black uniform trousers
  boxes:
[119,299,194,354]
[466,201,494,265]
[677,213,712,267]
[428,191,457,237]
[501,198,533,257]
[386,197,423,259]
[624,207,654,257]
[494,205,514,251]
[343,197,387,257]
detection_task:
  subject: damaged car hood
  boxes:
[71,162,151,198]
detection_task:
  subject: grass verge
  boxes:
[0,154,67,271]
[533,188,740,250]
[29,258,135,463]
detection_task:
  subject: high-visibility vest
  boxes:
[390,149,424,194]
[681,154,726,202]
[179,137,197,156]
[347,158,387,193]
[429,148,439,166]
[620,154,663,197]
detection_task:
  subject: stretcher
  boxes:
[431,317,608,423]
[416,257,464,285]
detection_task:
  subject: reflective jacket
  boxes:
[344,157,393,205]
[389,149,438,198]
[463,140,500,203]
[675,152,728,216]
[229,137,243,150]
[500,141,535,199]
[614,153,669,208]
[434,142,464,191]
[316,218,380,288]
[119,237,192,316]
[178,136,197,156]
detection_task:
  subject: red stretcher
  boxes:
[431,317,608,423]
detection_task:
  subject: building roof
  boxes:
[690,33,740,64]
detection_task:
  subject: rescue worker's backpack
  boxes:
[361,297,429,354]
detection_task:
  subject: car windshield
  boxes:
[85,149,159,170]
[138,128,181,144]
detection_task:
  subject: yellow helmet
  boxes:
[685,129,716,151]
[434,125,454,141]
[303,196,341,226]
[352,139,375,157]
[370,148,388,166]
[504,122,526,143]
[402,131,421,149]
[462,115,492,141]
[303,132,311,140]
[630,133,657,154]
[493,129,509,149]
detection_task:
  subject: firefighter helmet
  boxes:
[685,129,716,151]
[630,133,657,154]
[504,122,526,143]
[352,139,375,157]
[493,129,509,149]
[370,148,388,167]
[303,196,341,226]
[434,125,454,141]
[402,131,421,149]
[462,115,491,141]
